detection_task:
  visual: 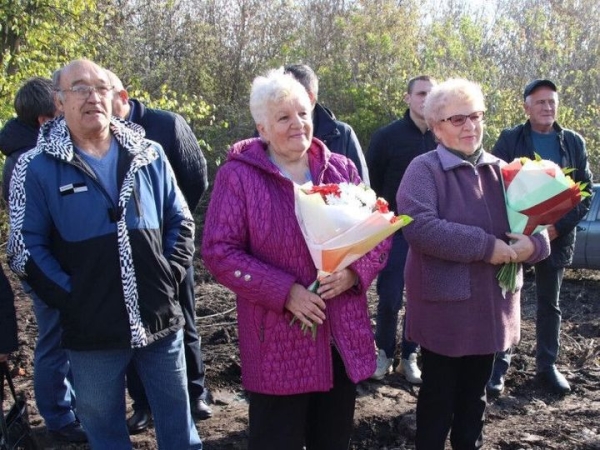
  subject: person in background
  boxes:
[489,79,593,395]
[8,59,201,449]
[0,77,86,443]
[0,77,56,199]
[202,68,389,450]
[397,78,551,449]
[283,63,370,184]
[108,70,212,432]
[367,75,437,383]
[0,265,17,364]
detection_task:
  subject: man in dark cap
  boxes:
[490,79,593,395]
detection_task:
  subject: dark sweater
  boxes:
[0,118,39,202]
[366,109,436,213]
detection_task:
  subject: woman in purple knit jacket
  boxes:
[396,78,551,450]
[201,69,390,450]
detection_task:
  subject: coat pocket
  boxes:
[421,256,471,302]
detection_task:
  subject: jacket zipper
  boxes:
[69,157,117,212]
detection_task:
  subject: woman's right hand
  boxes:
[490,238,518,265]
[285,283,327,329]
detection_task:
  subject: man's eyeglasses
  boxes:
[440,111,485,127]
[59,85,113,98]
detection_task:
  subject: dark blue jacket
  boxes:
[0,118,39,203]
[8,117,195,350]
[367,109,437,214]
[128,99,208,211]
[312,103,369,184]
[492,120,593,267]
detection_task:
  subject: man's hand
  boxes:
[546,225,559,241]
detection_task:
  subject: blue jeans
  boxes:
[69,330,202,450]
[25,282,77,431]
[375,232,418,360]
[128,266,207,410]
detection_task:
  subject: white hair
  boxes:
[249,68,311,126]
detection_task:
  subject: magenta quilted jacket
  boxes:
[201,138,390,395]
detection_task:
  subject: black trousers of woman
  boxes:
[247,348,357,450]
[416,347,494,450]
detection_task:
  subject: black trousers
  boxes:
[416,348,494,450]
[127,266,207,409]
[248,348,357,450]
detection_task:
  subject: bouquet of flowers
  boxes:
[293,182,412,337]
[497,155,590,294]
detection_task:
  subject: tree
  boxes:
[0,0,107,121]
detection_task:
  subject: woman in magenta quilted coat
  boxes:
[201,69,390,450]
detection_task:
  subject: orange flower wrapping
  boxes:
[292,182,412,337]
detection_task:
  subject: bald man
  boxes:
[8,59,202,448]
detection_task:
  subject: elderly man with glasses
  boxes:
[7,59,202,449]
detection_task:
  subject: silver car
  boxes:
[570,184,600,269]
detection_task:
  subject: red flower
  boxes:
[375,198,390,214]
[308,183,342,197]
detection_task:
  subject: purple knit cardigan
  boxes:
[397,145,550,357]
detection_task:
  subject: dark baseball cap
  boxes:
[523,79,557,100]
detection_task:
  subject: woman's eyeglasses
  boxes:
[440,111,485,127]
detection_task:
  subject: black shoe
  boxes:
[49,420,88,443]
[127,409,152,434]
[486,374,505,396]
[537,366,571,394]
[190,399,213,420]
[486,364,507,397]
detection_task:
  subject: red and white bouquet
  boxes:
[497,155,590,294]
[293,182,412,337]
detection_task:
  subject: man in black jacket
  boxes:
[366,75,437,383]
[108,70,212,431]
[490,79,593,395]
[283,64,370,184]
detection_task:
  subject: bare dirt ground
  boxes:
[4,259,600,449]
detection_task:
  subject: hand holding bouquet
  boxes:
[497,155,590,294]
[292,182,412,337]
